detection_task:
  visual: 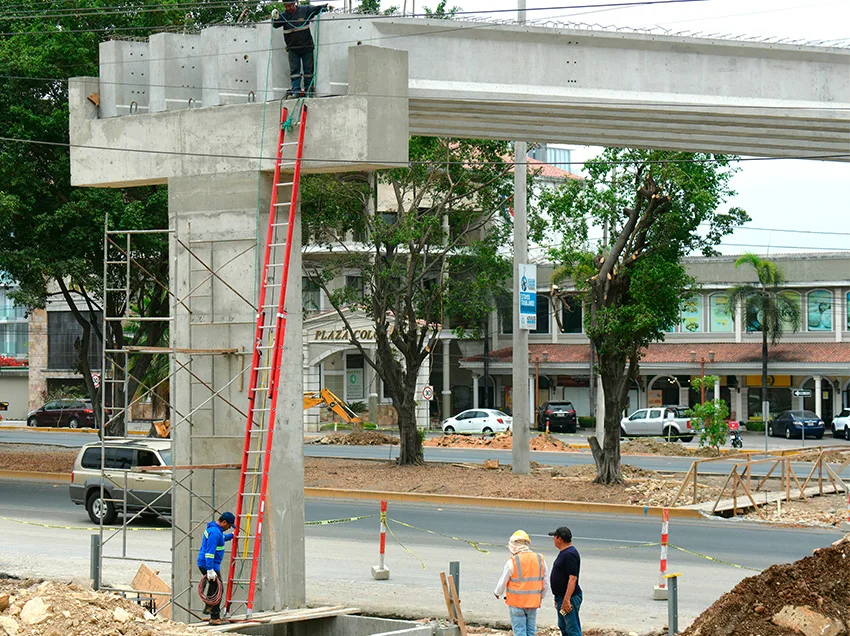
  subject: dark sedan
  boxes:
[27,399,95,429]
[537,401,578,433]
[767,410,825,440]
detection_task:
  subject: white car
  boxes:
[620,406,694,442]
[832,409,850,440]
[442,409,512,435]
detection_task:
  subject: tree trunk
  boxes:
[590,373,626,484]
[396,399,423,465]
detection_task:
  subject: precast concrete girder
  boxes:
[316,16,850,159]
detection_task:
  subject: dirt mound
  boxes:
[0,448,76,473]
[424,433,575,451]
[621,439,723,458]
[0,577,202,635]
[683,534,850,635]
[310,431,399,446]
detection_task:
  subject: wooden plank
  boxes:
[439,572,456,623]
[131,563,172,620]
[447,574,468,636]
[735,469,766,521]
[201,606,359,632]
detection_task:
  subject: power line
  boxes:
[1,134,848,167]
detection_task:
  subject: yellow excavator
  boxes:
[150,388,361,437]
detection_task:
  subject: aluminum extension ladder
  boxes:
[224,103,308,618]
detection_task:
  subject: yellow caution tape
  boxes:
[668,544,763,572]
[387,518,490,554]
[583,541,660,552]
[0,515,168,531]
[305,514,376,526]
[385,520,426,569]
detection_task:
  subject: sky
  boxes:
[443,0,850,255]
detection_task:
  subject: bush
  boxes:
[688,399,730,450]
[348,401,368,415]
[745,421,765,432]
[578,416,595,429]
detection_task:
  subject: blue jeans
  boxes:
[554,594,582,636]
[288,49,315,93]
[508,606,538,636]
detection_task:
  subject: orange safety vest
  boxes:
[505,551,545,608]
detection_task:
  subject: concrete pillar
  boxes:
[815,375,823,418]
[734,297,743,344]
[366,347,379,425]
[713,378,721,403]
[512,140,530,474]
[27,309,48,411]
[442,337,452,419]
[170,170,304,620]
[734,377,744,422]
[472,375,480,408]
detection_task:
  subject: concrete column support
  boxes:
[511,140,530,474]
[170,171,304,621]
[472,375,480,409]
[713,378,721,403]
[815,375,823,418]
[734,377,744,422]
[27,309,48,411]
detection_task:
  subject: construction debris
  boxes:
[0,577,204,635]
[424,433,577,451]
[741,493,850,527]
[309,432,400,446]
[621,439,724,458]
[682,533,850,635]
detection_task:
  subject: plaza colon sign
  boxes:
[313,328,376,342]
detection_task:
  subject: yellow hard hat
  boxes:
[510,530,530,543]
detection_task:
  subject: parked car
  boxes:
[537,401,577,433]
[27,399,95,429]
[768,410,825,440]
[442,409,512,435]
[69,439,172,524]
[832,409,850,440]
[620,406,694,442]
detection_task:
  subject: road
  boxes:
[1,478,843,632]
[3,428,848,476]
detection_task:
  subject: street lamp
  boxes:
[689,350,716,404]
[531,350,549,428]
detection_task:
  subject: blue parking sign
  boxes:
[519,264,537,330]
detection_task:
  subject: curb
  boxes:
[0,470,71,482]
[304,487,705,519]
[0,426,147,436]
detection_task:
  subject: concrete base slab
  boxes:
[370,566,390,580]
[840,522,850,532]
[653,585,668,601]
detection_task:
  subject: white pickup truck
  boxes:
[620,406,694,442]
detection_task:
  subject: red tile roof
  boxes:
[464,342,850,365]
[525,157,582,181]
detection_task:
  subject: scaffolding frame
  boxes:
[97,213,261,621]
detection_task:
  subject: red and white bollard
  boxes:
[653,508,670,600]
[371,500,390,580]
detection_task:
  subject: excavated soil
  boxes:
[0,445,76,473]
[305,457,722,505]
[620,439,725,458]
[682,535,850,636]
[742,492,849,527]
[0,577,203,635]
[308,431,400,446]
[423,433,579,451]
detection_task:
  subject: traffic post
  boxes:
[371,500,390,580]
[653,508,670,600]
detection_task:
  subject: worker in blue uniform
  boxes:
[197,511,236,625]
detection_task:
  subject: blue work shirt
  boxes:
[197,521,234,571]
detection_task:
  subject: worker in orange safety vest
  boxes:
[494,530,548,636]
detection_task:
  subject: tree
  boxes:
[726,254,801,427]
[534,148,748,484]
[302,137,514,465]
[0,1,270,434]
[688,375,729,449]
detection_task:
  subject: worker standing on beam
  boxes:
[493,530,547,636]
[272,1,331,98]
[197,512,236,625]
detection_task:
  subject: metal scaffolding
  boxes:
[97,215,258,620]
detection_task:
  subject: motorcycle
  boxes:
[728,420,743,449]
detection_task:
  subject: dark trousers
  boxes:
[198,566,221,619]
[288,48,315,94]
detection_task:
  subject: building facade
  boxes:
[459,252,850,425]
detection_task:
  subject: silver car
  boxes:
[69,439,172,525]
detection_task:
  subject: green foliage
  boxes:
[578,416,595,428]
[688,397,730,450]
[745,421,765,432]
[347,400,368,414]
[301,136,513,464]
[534,148,748,483]
[46,386,88,402]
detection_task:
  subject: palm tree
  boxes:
[727,254,801,430]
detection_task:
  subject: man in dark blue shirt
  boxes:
[548,526,582,636]
[272,2,330,97]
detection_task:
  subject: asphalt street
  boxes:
[0,478,844,632]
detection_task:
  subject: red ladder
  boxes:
[225,103,308,618]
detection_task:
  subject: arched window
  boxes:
[679,296,703,333]
[779,291,801,333]
[709,294,733,332]
[807,290,833,331]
